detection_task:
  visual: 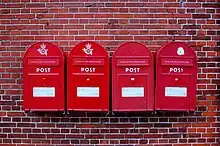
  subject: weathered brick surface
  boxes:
[0,0,219,145]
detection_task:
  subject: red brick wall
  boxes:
[0,0,219,145]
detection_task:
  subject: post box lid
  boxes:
[156,42,196,58]
[24,42,64,58]
[69,41,108,57]
[113,42,152,57]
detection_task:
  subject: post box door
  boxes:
[23,42,65,111]
[72,74,106,109]
[112,42,154,111]
[156,74,191,110]
[27,75,60,107]
[115,74,148,110]
[155,42,197,111]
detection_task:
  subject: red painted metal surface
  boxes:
[112,42,154,111]
[67,41,109,111]
[155,42,197,111]
[23,42,65,111]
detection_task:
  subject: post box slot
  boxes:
[28,59,60,66]
[116,59,149,66]
[72,58,105,66]
[161,58,193,66]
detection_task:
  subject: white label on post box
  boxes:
[122,87,144,97]
[77,87,99,97]
[33,87,55,97]
[165,87,187,97]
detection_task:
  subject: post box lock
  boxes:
[86,78,90,81]
[131,77,135,81]
[41,78,46,86]
[175,78,178,81]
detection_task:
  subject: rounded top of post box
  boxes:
[156,42,196,58]
[69,41,108,57]
[24,42,64,58]
[113,42,152,57]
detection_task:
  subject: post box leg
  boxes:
[106,111,115,116]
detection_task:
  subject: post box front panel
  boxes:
[71,57,107,110]
[155,42,197,111]
[68,41,109,111]
[71,74,107,110]
[112,42,154,111]
[27,75,61,109]
[23,42,65,111]
[156,74,192,110]
[70,57,108,110]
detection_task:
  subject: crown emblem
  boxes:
[37,43,48,56]
[177,47,184,56]
[83,43,93,55]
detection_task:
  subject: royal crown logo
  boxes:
[83,43,93,55]
[177,47,184,56]
[37,43,48,56]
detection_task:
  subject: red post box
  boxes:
[155,42,197,111]
[67,41,109,111]
[23,42,65,111]
[112,42,154,111]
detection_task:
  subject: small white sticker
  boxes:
[33,87,55,97]
[77,87,99,97]
[122,87,144,97]
[165,87,187,97]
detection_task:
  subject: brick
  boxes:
[47,134,65,139]
[8,134,27,138]
[183,25,201,29]
[28,134,46,138]
[202,3,220,8]
[144,134,162,138]
[105,134,124,139]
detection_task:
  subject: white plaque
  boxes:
[122,87,144,97]
[33,87,55,97]
[165,87,187,97]
[77,87,99,97]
